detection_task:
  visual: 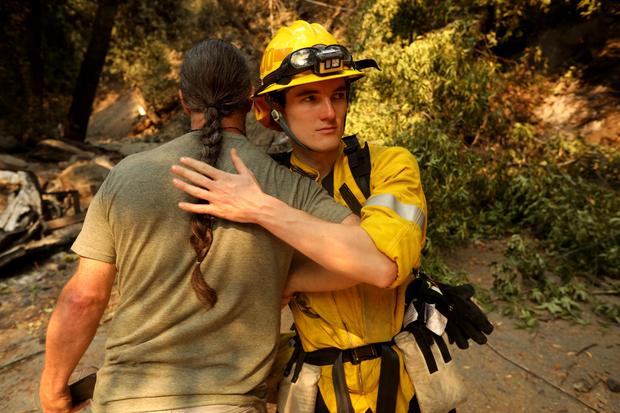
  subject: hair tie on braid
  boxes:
[204,106,219,124]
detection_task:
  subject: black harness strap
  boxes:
[269,151,292,167]
[407,321,455,374]
[342,135,372,198]
[283,327,308,383]
[410,325,439,374]
[305,341,390,366]
[433,334,452,364]
[271,136,372,215]
[333,353,355,413]
[301,341,399,413]
[339,183,363,216]
[322,168,335,197]
[376,344,400,413]
[291,345,306,382]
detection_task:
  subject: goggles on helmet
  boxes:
[256,45,377,95]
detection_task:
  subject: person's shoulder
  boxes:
[225,134,270,157]
[113,132,200,170]
[223,134,285,170]
[102,132,201,192]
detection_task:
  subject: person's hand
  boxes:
[281,293,293,309]
[171,148,267,223]
[281,280,296,308]
[39,383,88,413]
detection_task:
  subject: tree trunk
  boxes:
[27,0,43,97]
[63,0,119,142]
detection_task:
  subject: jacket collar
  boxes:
[289,140,346,182]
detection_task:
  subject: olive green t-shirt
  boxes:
[71,131,350,412]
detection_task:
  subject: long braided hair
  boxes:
[179,40,251,309]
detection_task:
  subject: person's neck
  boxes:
[189,111,246,135]
[293,145,339,178]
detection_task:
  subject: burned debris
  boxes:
[1,139,116,273]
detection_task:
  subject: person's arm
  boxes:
[39,257,116,413]
[171,149,397,288]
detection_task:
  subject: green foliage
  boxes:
[483,129,620,277]
[105,0,269,106]
[491,235,593,321]
[593,301,620,325]
[349,4,504,249]
[356,0,603,49]
[0,0,271,140]
[105,0,199,105]
[347,0,618,324]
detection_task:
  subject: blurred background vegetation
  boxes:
[1,0,618,325]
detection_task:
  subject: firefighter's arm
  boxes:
[285,253,360,296]
[39,257,116,413]
[172,150,397,288]
[360,147,428,288]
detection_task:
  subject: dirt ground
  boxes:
[1,241,618,413]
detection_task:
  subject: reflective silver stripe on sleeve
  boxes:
[365,193,425,232]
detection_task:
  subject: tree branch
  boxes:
[301,0,352,11]
[486,342,600,412]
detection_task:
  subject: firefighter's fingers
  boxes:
[179,156,223,180]
[171,164,215,190]
[177,201,215,215]
[172,179,213,202]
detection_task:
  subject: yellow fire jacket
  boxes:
[289,140,428,413]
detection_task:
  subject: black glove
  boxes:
[406,275,494,349]
[438,283,494,348]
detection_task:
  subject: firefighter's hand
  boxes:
[172,149,267,224]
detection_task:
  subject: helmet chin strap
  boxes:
[265,94,316,152]
[269,109,316,152]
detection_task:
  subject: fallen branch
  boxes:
[575,343,597,357]
[591,290,619,296]
[486,342,600,412]
[302,0,352,11]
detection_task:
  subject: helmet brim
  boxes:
[255,69,364,97]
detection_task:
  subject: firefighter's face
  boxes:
[283,78,347,154]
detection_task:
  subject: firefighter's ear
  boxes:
[179,90,192,116]
[252,95,282,132]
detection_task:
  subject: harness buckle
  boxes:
[342,135,360,155]
[349,344,378,365]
